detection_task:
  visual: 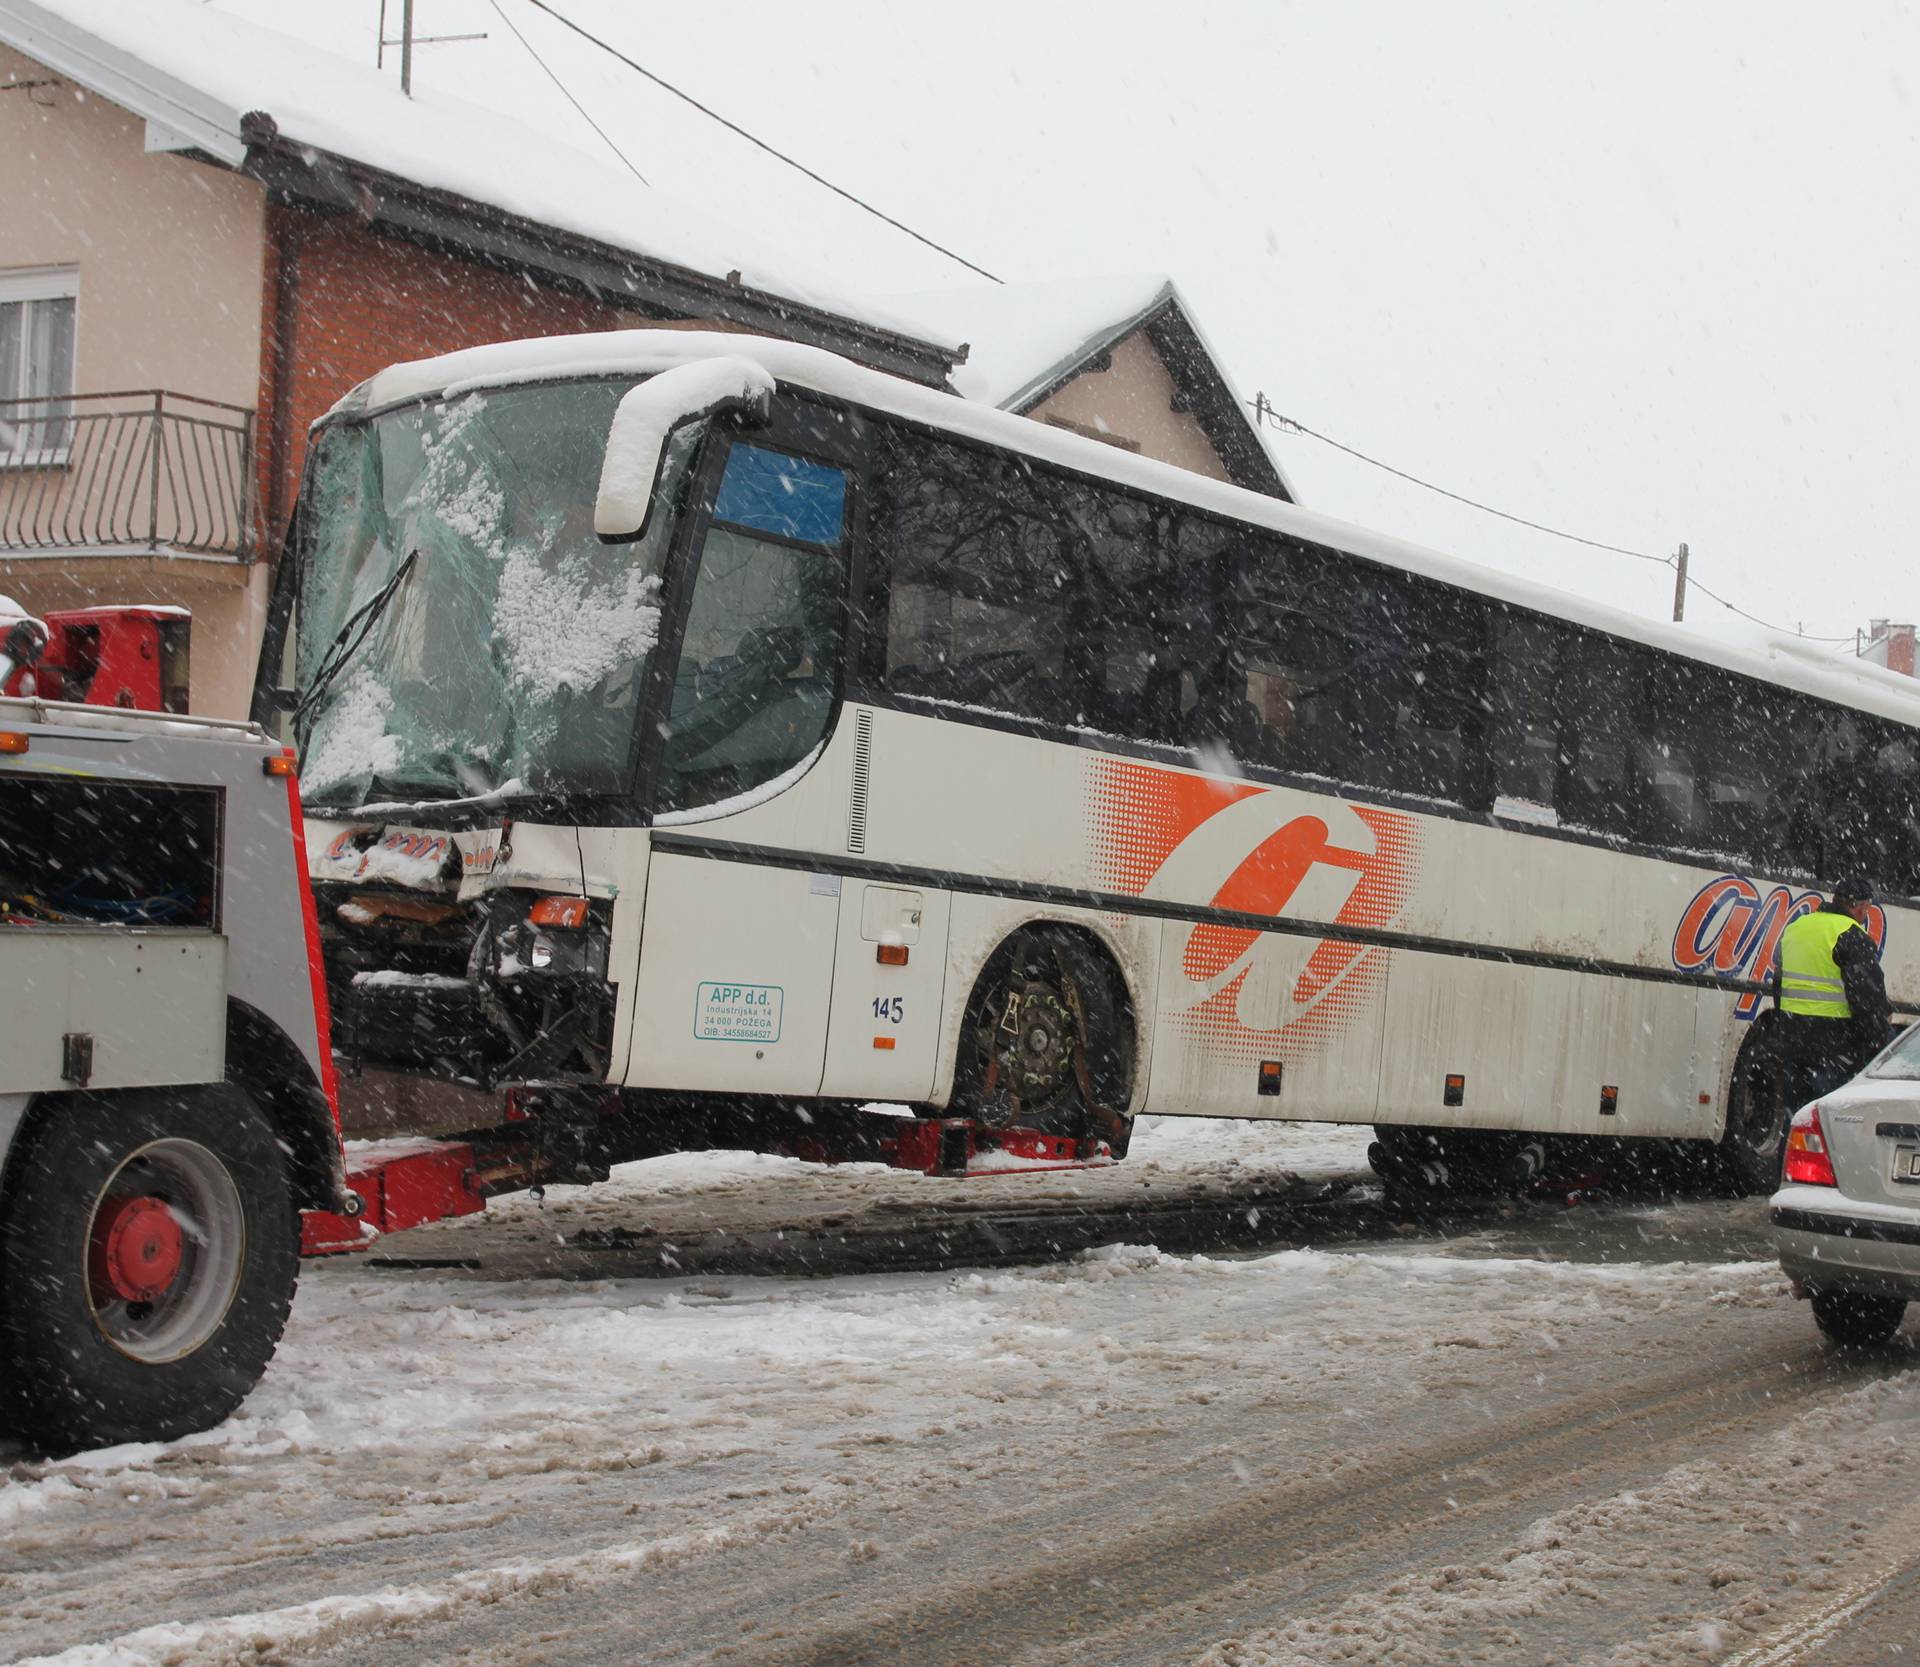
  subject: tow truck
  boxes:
[0,601,572,1451]
[0,607,342,1451]
[0,593,1100,1453]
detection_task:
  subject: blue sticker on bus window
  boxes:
[713,444,846,546]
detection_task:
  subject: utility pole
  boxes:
[1672,541,1689,623]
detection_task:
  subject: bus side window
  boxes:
[1770,694,1830,875]
[877,432,1084,725]
[1487,609,1564,820]
[1554,635,1643,838]
[1635,661,1707,847]
[1812,708,1920,895]
[1067,493,1194,747]
[1688,669,1790,868]
[1190,532,1369,781]
[1875,727,1920,898]
[877,426,1216,749]
[1389,577,1491,808]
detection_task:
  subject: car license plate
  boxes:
[1895,1147,1920,1184]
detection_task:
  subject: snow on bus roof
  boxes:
[9,0,955,353]
[333,328,1920,733]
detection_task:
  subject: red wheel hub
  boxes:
[89,1196,185,1304]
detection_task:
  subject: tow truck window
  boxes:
[0,778,219,927]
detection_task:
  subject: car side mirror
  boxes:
[595,357,776,543]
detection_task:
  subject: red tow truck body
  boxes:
[0,604,192,712]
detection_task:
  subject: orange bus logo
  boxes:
[1672,873,1887,1020]
[1089,759,1420,1061]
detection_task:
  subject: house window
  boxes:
[0,267,79,463]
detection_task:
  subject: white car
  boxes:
[1772,1024,1920,1346]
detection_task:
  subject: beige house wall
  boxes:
[0,45,269,716]
[0,46,266,404]
[1025,330,1232,484]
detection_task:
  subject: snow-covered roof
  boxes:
[0,0,962,359]
[886,273,1297,499]
[886,273,1175,408]
[329,328,1920,733]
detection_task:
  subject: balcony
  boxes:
[0,390,255,563]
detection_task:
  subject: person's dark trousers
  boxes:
[1781,1014,1870,1114]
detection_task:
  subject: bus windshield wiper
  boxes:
[294,548,421,726]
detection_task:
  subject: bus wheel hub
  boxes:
[1005,981,1075,1100]
[90,1196,185,1304]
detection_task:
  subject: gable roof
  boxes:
[889,274,1296,498]
[0,0,964,386]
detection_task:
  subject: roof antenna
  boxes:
[377,0,488,96]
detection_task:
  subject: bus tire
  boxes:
[951,927,1134,1151]
[0,1084,300,1454]
[1717,1012,1790,1196]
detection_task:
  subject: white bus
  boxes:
[256,331,1920,1195]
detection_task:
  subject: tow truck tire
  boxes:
[0,1084,300,1454]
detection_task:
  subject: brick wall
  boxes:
[258,205,654,538]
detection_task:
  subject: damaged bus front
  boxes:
[253,349,842,1141]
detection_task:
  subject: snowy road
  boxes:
[6,1119,1920,1667]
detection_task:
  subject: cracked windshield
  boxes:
[295,380,691,808]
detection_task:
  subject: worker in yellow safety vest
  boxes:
[1775,877,1894,1110]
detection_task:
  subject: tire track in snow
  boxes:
[695,1332,1896,1667]
[6,1415,1113,1667]
[1717,1493,1920,1667]
[12,1502,807,1667]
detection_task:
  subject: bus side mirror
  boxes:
[595,357,776,543]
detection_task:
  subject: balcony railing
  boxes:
[0,390,256,562]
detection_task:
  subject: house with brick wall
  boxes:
[1,0,1296,719]
[1861,620,1916,678]
[0,0,961,716]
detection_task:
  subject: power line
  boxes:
[1252,395,1667,566]
[1251,394,1858,647]
[487,0,648,184]
[515,0,1003,284]
[1676,569,1854,644]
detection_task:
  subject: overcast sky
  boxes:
[219,0,1917,654]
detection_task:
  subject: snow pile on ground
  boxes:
[1131,1112,1372,1178]
[12,1142,1916,1667]
[378,1114,1377,1255]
